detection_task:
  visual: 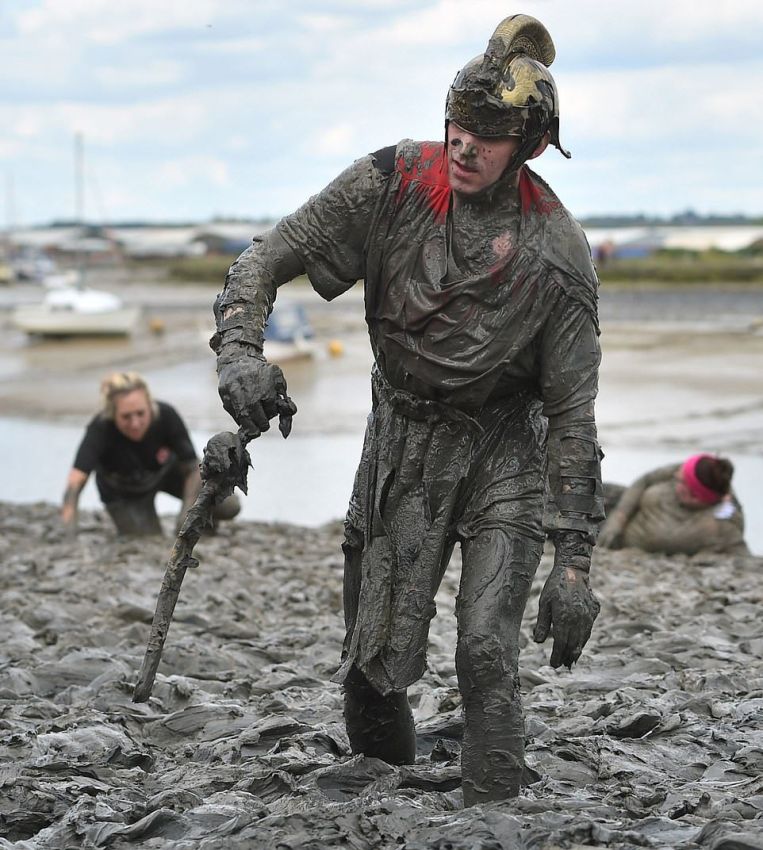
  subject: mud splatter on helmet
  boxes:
[445,14,570,166]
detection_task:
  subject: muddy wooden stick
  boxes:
[132,429,252,703]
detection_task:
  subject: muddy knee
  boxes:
[456,631,518,696]
[213,494,241,521]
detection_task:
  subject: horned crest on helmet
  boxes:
[445,14,570,169]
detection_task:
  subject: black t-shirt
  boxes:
[74,401,197,499]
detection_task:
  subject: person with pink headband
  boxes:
[598,454,749,556]
[679,454,729,505]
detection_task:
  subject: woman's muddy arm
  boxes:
[61,468,89,526]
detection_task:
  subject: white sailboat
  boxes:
[12,133,140,337]
[13,280,140,336]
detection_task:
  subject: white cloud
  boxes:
[560,59,763,144]
[366,0,763,58]
[0,94,210,148]
[12,113,45,139]
[311,123,357,158]
[94,60,187,89]
[226,135,251,152]
[354,0,501,51]
[297,13,355,34]
[4,0,763,222]
[14,0,223,44]
[193,37,266,55]
[156,156,231,189]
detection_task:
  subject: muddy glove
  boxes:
[533,532,600,669]
[217,343,297,438]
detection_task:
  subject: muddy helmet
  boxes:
[445,14,570,166]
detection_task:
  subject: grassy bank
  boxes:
[164,254,237,284]
[134,247,763,287]
[597,248,763,284]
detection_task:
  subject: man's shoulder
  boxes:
[520,168,585,238]
[383,140,450,222]
[521,167,597,298]
[393,140,446,184]
[370,139,445,174]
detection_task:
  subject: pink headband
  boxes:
[681,454,722,505]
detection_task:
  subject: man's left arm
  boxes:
[534,288,604,668]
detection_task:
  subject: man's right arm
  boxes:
[211,229,305,357]
[61,468,89,526]
[211,229,304,436]
[212,153,391,434]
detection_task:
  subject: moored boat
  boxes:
[12,286,140,337]
[263,302,316,363]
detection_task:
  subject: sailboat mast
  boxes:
[74,132,85,284]
[74,131,84,225]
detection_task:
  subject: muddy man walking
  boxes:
[212,13,604,805]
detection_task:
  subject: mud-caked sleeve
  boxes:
[211,227,306,358]
[540,284,604,548]
[211,155,388,360]
[275,154,387,301]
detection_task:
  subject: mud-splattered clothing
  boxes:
[216,139,603,696]
[605,464,748,556]
[73,401,197,504]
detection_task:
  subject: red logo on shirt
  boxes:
[156,447,171,465]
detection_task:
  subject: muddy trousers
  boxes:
[341,541,417,765]
[342,528,542,806]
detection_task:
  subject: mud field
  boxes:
[1,501,762,849]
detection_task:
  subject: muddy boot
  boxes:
[343,665,416,765]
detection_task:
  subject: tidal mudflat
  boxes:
[0,502,761,848]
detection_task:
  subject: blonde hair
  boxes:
[99,372,158,420]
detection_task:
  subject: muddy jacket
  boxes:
[610,463,748,556]
[215,140,604,690]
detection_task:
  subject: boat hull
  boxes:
[12,305,140,337]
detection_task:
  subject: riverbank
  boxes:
[1,277,762,550]
[1,277,762,437]
[0,501,761,848]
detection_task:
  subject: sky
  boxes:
[2,0,762,226]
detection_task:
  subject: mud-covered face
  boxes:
[447,122,520,196]
[114,389,153,442]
